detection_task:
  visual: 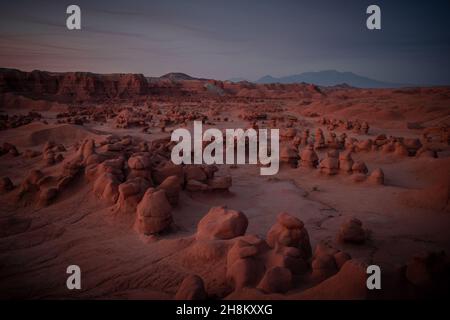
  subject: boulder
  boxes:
[319,156,339,175]
[116,177,150,213]
[280,145,299,168]
[226,236,266,290]
[196,206,248,240]
[394,142,409,157]
[158,175,181,206]
[352,161,368,174]
[339,151,354,173]
[93,173,120,204]
[266,212,312,259]
[368,168,384,185]
[337,218,367,244]
[128,154,151,170]
[299,145,319,168]
[135,188,172,234]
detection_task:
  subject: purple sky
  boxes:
[0,0,449,85]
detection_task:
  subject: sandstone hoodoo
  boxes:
[135,188,173,235]
[196,206,248,240]
[267,212,312,259]
[158,175,181,206]
[368,168,385,185]
[339,151,354,173]
[319,151,339,175]
[116,177,150,214]
[337,218,368,244]
[299,145,319,168]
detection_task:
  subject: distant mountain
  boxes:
[227,77,248,83]
[159,72,198,81]
[255,70,409,88]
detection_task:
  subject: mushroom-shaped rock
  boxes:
[381,142,395,154]
[300,130,309,145]
[196,206,248,240]
[394,142,409,157]
[280,145,299,168]
[135,188,173,235]
[158,175,181,206]
[319,156,339,175]
[339,151,354,173]
[174,275,207,300]
[128,154,151,170]
[226,236,265,270]
[361,122,370,134]
[281,128,298,141]
[266,212,312,259]
[337,218,367,244]
[116,177,150,213]
[93,173,120,204]
[352,161,368,174]
[356,139,372,152]
[314,134,326,149]
[265,246,309,275]
[77,139,96,161]
[226,236,266,290]
[127,154,152,182]
[404,138,422,153]
[416,147,437,158]
[86,157,124,182]
[368,168,384,185]
[299,145,319,168]
[374,134,387,146]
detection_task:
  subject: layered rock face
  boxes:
[0,68,148,102]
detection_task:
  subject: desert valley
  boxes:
[0,67,449,299]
